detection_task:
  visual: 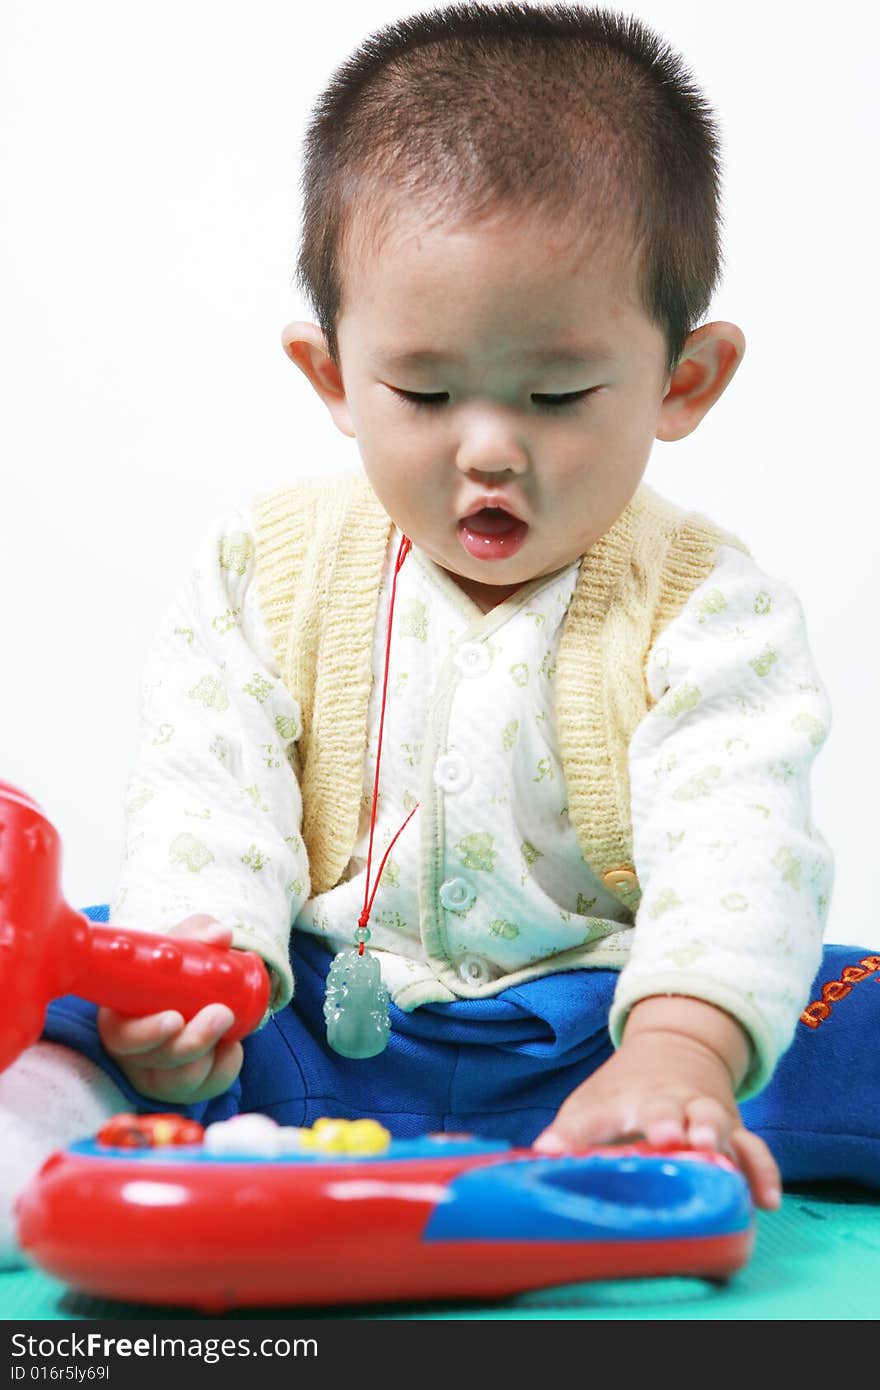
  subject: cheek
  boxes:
[605,391,662,455]
[360,396,422,452]
[567,404,653,476]
[551,438,600,493]
[548,432,640,522]
[358,448,427,526]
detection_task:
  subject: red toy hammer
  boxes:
[0,781,270,1075]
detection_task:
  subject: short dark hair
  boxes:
[295,2,725,379]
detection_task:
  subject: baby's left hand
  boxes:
[532,1006,781,1211]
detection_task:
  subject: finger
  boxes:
[728,1127,782,1211]
[629,1095,689,1149]
[533,1096,633,1153]
[205,1038,245,1095]
[126,1039,244,1106]
[97,1006,185,1058]
[127,1050,215,1103]
[682,1096,737,1153]
[133,1004,237,1070]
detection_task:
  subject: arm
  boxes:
[98,506,311,1101]
[535,546,833,1207]
[613,543,833,1093]
[110,504,310,1008]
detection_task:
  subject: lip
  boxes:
[456,505,529,562]
[457,493,527,523]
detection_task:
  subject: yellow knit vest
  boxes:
[252,471,750,918]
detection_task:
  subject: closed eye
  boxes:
[531,391,593,409]
[390,388,594,410]
[392,389,450,408]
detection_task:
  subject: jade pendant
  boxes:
[323,947,390,1059]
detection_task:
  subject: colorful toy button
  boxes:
[202,1113,392,1158]
[304,1117,391,1155]
[96,1113,205,1148]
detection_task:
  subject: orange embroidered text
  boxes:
[800,955,880,1029]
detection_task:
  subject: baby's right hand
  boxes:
[96,915,245,1104]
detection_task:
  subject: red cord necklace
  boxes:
[323,532,419,1058]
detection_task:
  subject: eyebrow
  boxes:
[373,346,614,369]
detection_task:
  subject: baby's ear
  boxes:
[655,321,746,443]
[280,320,355,438]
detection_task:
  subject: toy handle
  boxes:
[0,779,271,1076]
[63,910,270,1040]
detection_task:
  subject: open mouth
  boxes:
[462,507,522,535]
[457,509,529,560]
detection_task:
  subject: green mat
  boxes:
[1,1183,878,1321]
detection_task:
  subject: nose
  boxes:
[454,407,529,478]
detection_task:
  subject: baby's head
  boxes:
[284,2,744,612]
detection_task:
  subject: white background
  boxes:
[1,1,876,943]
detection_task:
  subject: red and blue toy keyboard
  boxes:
[16,1114,754,1311]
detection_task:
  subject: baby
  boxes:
[3,2,877,1267]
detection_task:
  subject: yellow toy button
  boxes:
[305,1116,392,1155]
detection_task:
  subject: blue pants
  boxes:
[42,910,880,1189]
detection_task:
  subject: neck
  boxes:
[445,570,526,613]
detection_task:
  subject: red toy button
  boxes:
[96,1113,205,1149]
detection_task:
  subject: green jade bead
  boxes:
[324,944,391,1059]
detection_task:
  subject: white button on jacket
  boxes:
[439,877,477,912]
[433,751,473,793]
[458,954,491,984]
[453,642,491,677]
